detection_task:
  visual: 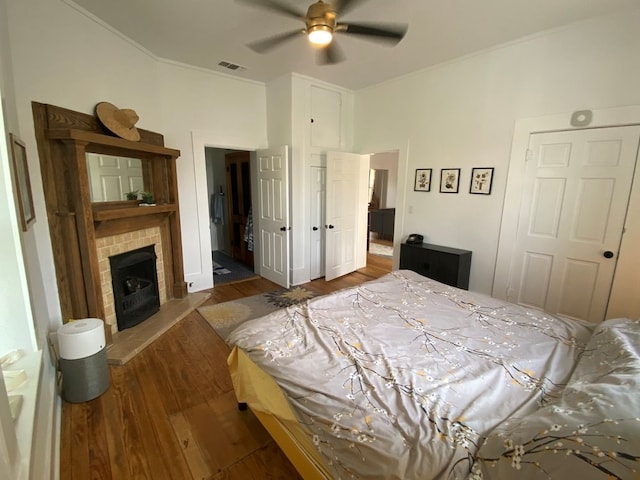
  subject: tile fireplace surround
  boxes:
[97,227,168,335]
[97,227,209,365]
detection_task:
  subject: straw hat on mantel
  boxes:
[95,101,141,141]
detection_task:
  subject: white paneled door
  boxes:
[509,126,640,322]
[325,152,370,281]
[256,146,290,288]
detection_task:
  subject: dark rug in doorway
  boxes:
[212,250,257,285]
[197,287,317,343]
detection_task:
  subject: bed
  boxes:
[227,270,640,479]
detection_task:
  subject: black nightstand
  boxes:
[399,243,472,289]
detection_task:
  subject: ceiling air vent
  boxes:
[218,61,247,72]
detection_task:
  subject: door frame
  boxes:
[493,105,640,318]
[367,150,400,258]
[350,143,409,271]
[190,130,265,292]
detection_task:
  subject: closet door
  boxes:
[310,86,341,149]
[325,152,370,281]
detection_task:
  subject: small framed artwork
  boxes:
[414,168,432,192]
[440,168,460,193]
[470,167,494,195]
[9,134,36,231]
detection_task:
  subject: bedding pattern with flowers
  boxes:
[228,271,640,479]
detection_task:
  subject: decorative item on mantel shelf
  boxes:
[125,190,139,201]
[139,191,155,206]
[95,101,141,142]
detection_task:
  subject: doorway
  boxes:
[205,147,257,285]
[367,150,399,265]
[225,151,254,268]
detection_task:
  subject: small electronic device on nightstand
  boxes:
[406,233,424,245]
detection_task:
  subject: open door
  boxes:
[256,146,290,288]
[325,151,370,281]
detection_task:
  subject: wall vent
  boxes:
[218,61,247,71]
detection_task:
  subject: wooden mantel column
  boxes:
[62,138,105,324]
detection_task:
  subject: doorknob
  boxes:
[312,226,318,231]
[603,250,615,259]
[280,226,286,232]
[325,224,334,229]
[329,224,334,229]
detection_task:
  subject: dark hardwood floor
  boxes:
[60,252,392,479]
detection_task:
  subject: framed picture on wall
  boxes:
[414,168,432,191]
[470,167,494,195]
[440,168,460,193]
[9,134,36,231]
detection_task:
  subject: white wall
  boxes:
[6,0,268,297]
[1,0,55,476]
[0,85,23,479]
[157,62,267,291]
[3,0,268,475]
[354,8,640,295]
[7,0,162,338]
[0,0,36,356]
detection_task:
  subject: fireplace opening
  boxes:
[110,245,160,331]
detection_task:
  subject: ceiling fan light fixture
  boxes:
[243,0,408,63]
[307,25,333,46]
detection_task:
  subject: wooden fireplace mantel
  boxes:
[32,102,188,343]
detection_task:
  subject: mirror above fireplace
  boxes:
[85,153,144,202]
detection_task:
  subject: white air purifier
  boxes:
[57,318,110,403]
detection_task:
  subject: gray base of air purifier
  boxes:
[59,348,110,403]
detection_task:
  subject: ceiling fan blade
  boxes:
[332,0,369,16]
[236,0,304,20]
[247,29,304,53]
[317,41,345,65]
[340,22,408,44]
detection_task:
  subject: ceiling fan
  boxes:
[238,0,408,64]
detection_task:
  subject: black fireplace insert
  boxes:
[109,245,160,330]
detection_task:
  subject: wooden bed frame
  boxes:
[229,347,328,479]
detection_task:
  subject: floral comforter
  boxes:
[227,270,640,479]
